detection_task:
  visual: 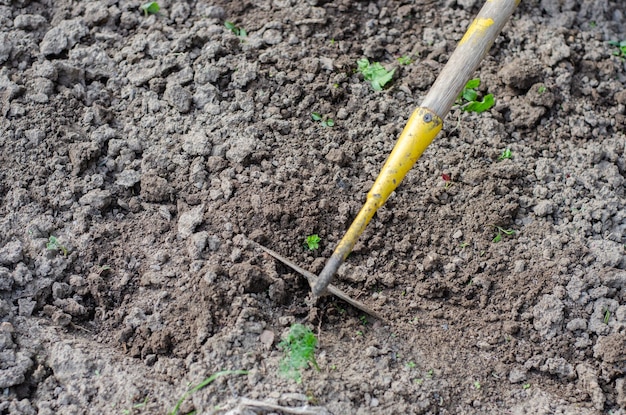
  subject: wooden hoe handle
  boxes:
[312,0,520,297]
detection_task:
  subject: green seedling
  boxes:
[311,112,335,127]
[225,21,247,38]
[357,58,395,91]
[492,226,516,243]
[426,369,434,378]
[414,378,424,385]
[122,397,149,414]
[603,309,611,324]
[473,381,482,390]
[537,85,547,94]
[456,78,495,113]
[169,370,248,415]
[140,2,160,16]
[460,241,470,249]
[279,324,320,384]
[359,315,368,326]
[609,40,626,59]
[441,173,453,189]
[304,234,321,250]
[397,55,412,65]
[498,148,512,160]
[356,330,363,336]
[522,383,531,390]
[46,236,68,256]
[406,361,417,369]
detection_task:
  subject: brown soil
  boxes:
[1,0,625,414]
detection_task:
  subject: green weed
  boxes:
[457,78,495,113]
[122,397,149,414]
[356,58,395,91]
[604,309,611,324]
[225,21,247,38]
[311,112,335,127]
[279,324,320,384]
[397,55,412,65]
[46,236,68,256]
[522,383,531,390]
[609,40,626,59]
[169,370,248,415]
[140,2,160,16]
[498,148,512,160]
[304,234,321,250]
[473,381,482,390]
[492,226,516,243]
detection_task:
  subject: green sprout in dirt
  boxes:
[406,361,417,369]
[537,85,547,94]
[603,309,611,324]
[457,78,495,113]
[304,234,321,250]
[225,21,247,38]
[279,324,320,384]
[140,2,160,16]
[168,370,248,415]
[356,58,395,91]
[122,397,149,415]
[522,383,531,390]
[498,148,513,160]
[609,40,626,59]
[397,55,413,65]
[311,112,335,127]
[473,380,482,390]
[441,173,453,189]
[492,226,516,243]
[46,235,68,256]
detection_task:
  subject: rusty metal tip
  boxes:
[312,254,344,297]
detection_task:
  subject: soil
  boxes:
[1,0,625,414]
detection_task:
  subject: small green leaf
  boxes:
[324,118,335,127]
[463,93,495,113]
[140,2,160,15]
[462,88,478,102]
[311,112,322,121]
[465,78,481,89]
[498,148,512,160]
[492,233,502,243]
[305,234,321,250]
[356,58,395,91]
[225,21,246,37]
[397,55,412,65]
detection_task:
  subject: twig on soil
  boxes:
[234,397,331,415]
[250,240,384,321]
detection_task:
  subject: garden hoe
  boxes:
[258,0,520,318]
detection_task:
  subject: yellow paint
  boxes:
[332,107,443,260]
[459,17,495,46]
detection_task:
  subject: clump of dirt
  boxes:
[0,0,625,413]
